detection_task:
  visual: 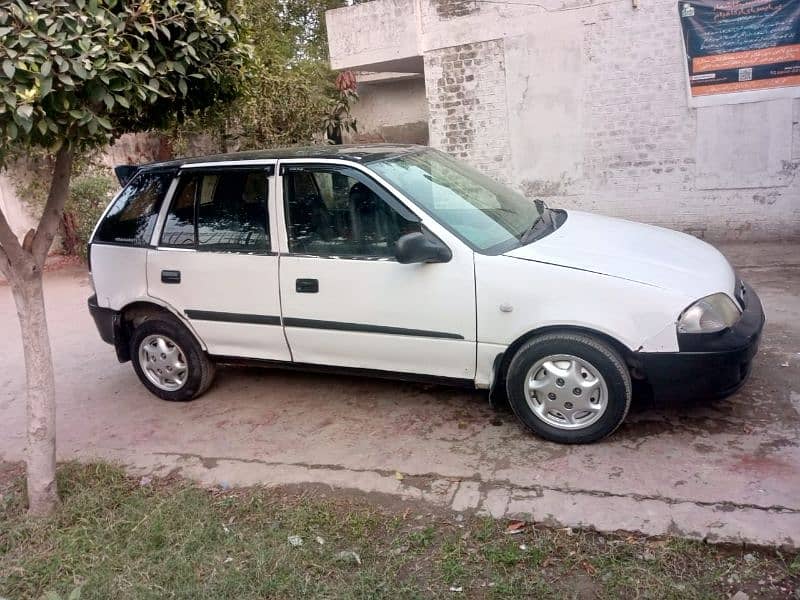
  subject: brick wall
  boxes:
[424,40,512,183]
[576,0,800,239]
[578,1,703,232]
[415,0,800,240]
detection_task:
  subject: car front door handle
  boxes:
[296,278,319,293]
[161,270,181,284]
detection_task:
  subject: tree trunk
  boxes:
[219,118,230,154]
[61,211,79,256]
[0,146,73,516]
[9,270,59,515]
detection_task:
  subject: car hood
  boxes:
[504,210,737,300]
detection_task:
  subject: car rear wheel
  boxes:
[505,332,631,444]
[130,316,215,401]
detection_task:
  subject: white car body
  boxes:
[87,145,763,442]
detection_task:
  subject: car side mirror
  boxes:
[395,231,452,264]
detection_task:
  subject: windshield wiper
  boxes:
[520,199,550,244]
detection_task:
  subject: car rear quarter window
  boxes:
[93,171,173,246]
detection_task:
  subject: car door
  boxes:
[276,160,477,381]
[147,164,291,361]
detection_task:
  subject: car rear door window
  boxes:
[160,176,196,247]
[160,169,270,253]
[93,171,173,246]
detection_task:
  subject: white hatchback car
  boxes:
[88,145,764,444]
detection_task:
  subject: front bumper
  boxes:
[638,280,764,402]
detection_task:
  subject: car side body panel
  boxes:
[273,159,477,380]
[474,253,686,354]
[475,341,506,388]
[86,147,764,413]
[146,249,291,361]
[91,244,150,311]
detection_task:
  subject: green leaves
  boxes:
[0,0,248,164]
[169,0,351,152]
[16,103,32,119]
[72,60,88,80]
[56,72,75,86]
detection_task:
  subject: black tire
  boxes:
[129,316,215,402]
[505,332,631,444]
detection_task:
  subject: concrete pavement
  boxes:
[1,242,798,547]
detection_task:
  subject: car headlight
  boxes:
[677,293,741,334]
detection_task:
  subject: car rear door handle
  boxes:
[161,270,181,284]
[296,278,318,293]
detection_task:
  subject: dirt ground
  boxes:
[1,241,798,548]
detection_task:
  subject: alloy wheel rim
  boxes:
[524,354,608,430]
[138,334,188,392]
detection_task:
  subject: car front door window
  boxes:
[283,167,419,258]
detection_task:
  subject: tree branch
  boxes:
[31,147,74,267]
[0,202,26,274]
[0,241,11,282]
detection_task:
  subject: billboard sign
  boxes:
[679,0,800,96]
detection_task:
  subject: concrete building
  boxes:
[326,0,800,241]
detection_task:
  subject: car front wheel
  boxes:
[505,332,631,444]
[130,316,215,402]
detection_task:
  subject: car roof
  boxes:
[135,143,427,172]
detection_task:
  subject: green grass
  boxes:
[0,462,797,599]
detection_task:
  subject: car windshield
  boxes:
[369,148,546,253]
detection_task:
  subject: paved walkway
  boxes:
[1,242,798,547]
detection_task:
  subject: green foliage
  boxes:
[64,169,116,257]
[243,0,342,65]
[0,0,250,165]
[10,150,116,257]
[172,0,357,153]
